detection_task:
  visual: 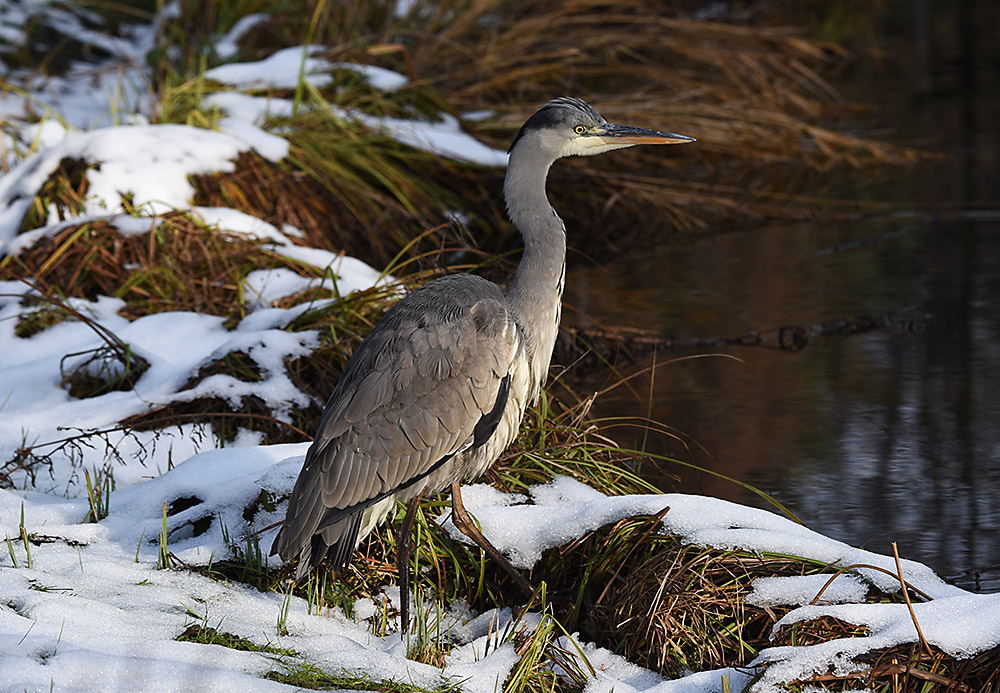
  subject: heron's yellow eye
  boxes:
[574,125,586,135]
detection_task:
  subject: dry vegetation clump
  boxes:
[530,516,834,674]
[17,157,91,233]
[122,394,312,445]
[770,626,1000,692]
[532,515,1000,693]
[851,644,1000,693]
[488,405,663,496]
[400,0,923,243]
[61,344,150,401]
[13,300,72,338]
[189,141,499,273]
[162,0,929,260]
[2,212,316,322]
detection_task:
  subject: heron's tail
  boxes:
[271,511,364,582]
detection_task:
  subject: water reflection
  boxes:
[563,1,1000,590]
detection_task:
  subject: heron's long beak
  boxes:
[600,122,695,145]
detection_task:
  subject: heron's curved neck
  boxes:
[503,142,567,395]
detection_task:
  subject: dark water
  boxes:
[565,1,1000,591]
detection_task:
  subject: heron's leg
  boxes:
[397,491,423,635]
[450,482,535,596]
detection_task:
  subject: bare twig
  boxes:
[809,561,934,605]
[893,542,934,659]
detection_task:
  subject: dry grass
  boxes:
[17,158,90,233]
[532,516,830,674]
[396,0,903,164]
[531,516,1000,692]
[772,626,1000,692]
[210,0,928,252]
[190,147,494,272]
[408,0,924,240]
[2,213,316,322]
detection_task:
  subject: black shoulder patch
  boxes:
[473,373,511,448]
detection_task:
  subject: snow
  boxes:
[205,45,338,90]
[204,44,409,93]
[0,287,322,493]
[746,573,868,607]
[0,0,164,129]
[188,206,391,300]
[755,594,1000,689]
[201,46,508,166]
[0,124,286,248]
[215,14,271,61]
[436,476,964,601]
[359,111,509,167]
[0,4,997,693]
[332,62,410,92]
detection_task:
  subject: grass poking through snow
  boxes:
[264,662,461,693]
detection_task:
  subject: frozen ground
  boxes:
[1,4,997,692]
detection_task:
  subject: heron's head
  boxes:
[508,96,694,160]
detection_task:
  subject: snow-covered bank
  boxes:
[3,447,998,692]
[1,3,997,692]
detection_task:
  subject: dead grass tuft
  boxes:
[190,135,495,272]
[184,350,264,384]
[2,212,317,322]
[536,517,999,692]
[14,300,71,338]
[774,639,1000,692]
[61,345,150,400]
[122,395,313,445]
[855,644,1000,693]
[18,157,90,233]
[534,517,826,674]
[400,0,927,208]
[772,614,871,648]
[118,350,316,443]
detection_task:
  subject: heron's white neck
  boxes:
[503,143,567,401]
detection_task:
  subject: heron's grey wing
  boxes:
[271,275,521,573]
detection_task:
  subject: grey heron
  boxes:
[271,97,694,628]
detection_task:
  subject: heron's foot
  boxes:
[450,482,537,598]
